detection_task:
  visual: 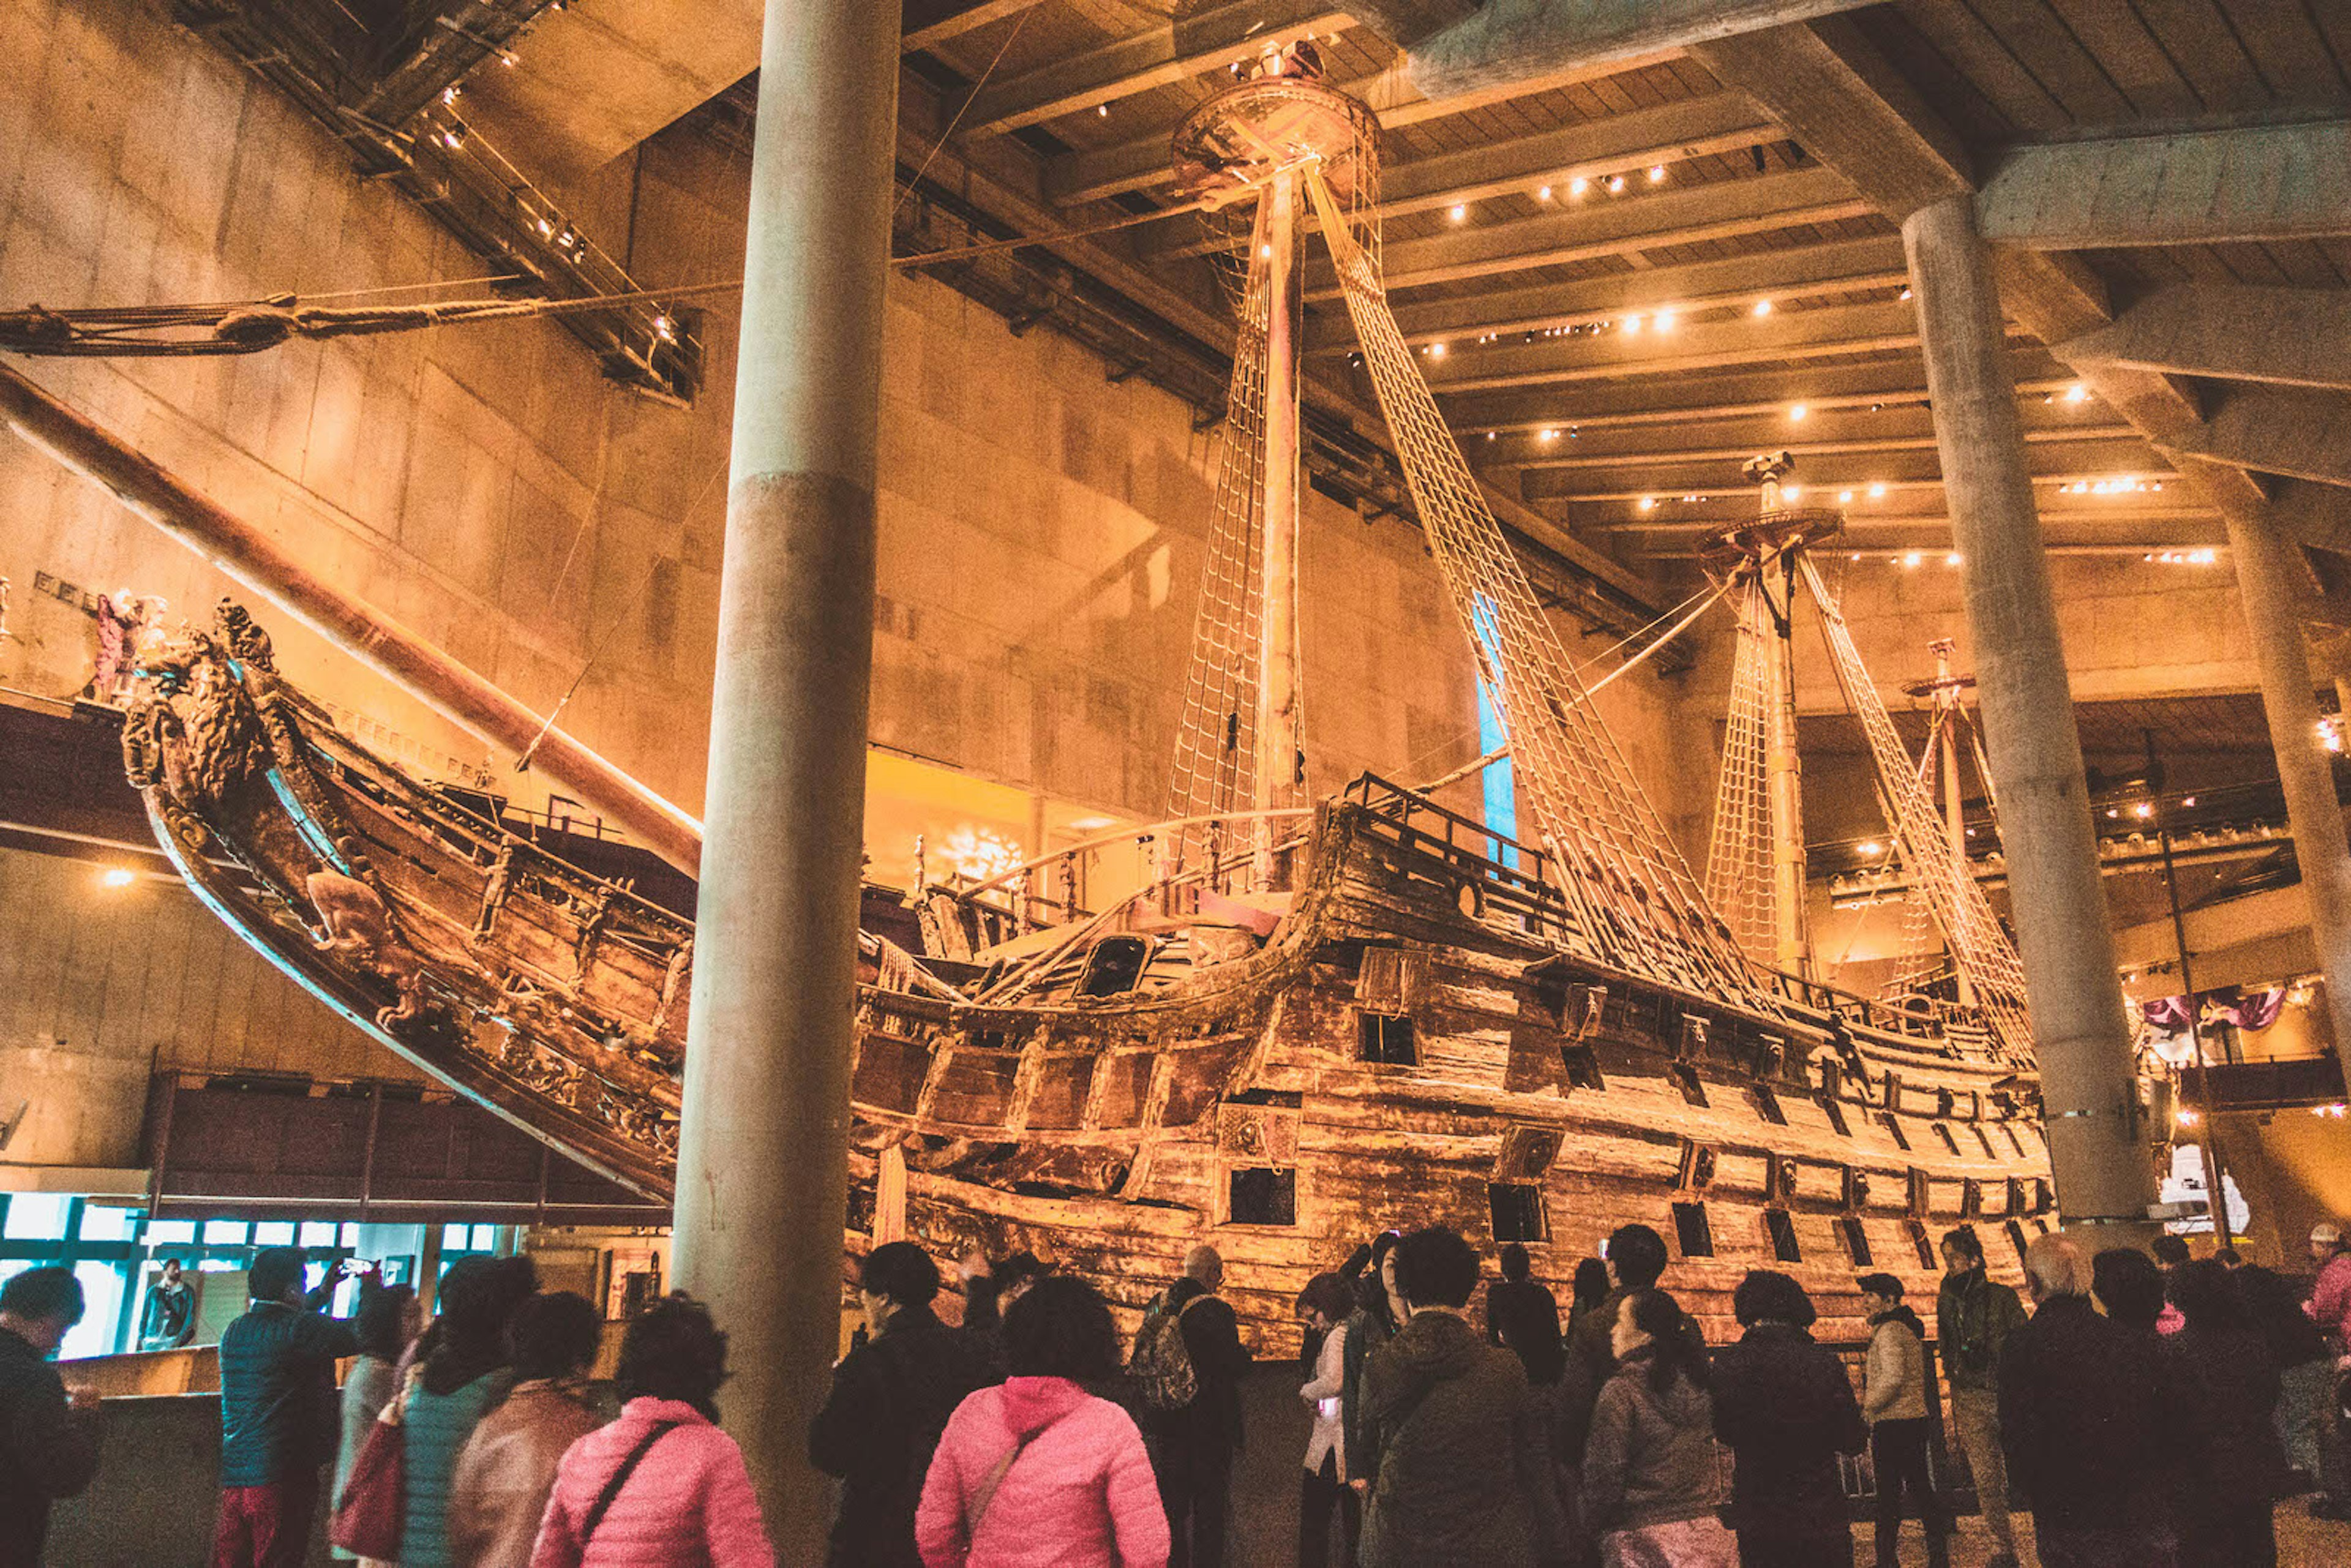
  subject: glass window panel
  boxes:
[300,1223,339,1247]
[61,1262,127,1360]
[203,1220,249,1246]
[340,1224,362,1247]
[3,1194,71,1240]
[78,1205,140,1242]
[253,1222,297,1247]
[144,1219,197,1245]
[473,1225,501,1252]
[443,1223,471,1251]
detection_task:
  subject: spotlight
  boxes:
[1648,165,1666,182]
[1753,299,1773,317]
[1569,176,1589,197]
[1449,203,1468,222]
[100,867,137,888]
[1788,403,1807,421]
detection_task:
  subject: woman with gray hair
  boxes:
[1997,1234,2186,1566]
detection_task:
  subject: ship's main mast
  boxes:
[1254,159,1304,879]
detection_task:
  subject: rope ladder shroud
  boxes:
[1303,167,1782,1016]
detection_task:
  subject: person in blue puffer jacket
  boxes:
[399,1256,539,1567]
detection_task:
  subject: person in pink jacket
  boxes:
[530,1294,773,1568]
[2310,1223,2351,1354]
[916,1277,1169,1568]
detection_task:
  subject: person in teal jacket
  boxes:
[399,1256,539,1568]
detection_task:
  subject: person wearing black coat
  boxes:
[2236,1260,2333,1490]
[1708,1270,1867,1568]
[2166,1259,2287,1568]
[811,1242,1002,1568]
[1485,1242,1565,1386]
[0,1269,100,1568]
[1998,1234,2184,1568]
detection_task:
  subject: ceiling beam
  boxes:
[1046,47,1687,206]
[902,1,1049,53]
[1484,403,2122,470]
[1977,119,2351,249]
[1512,425,2138,480]
[2164,386,2351,490]
[958,0,1352,135]
[2057,284,2351,394]
[1526,443,2172,500]
[1685,16,1971,220]
[1342,1,1478,48]
[1442,353,2072,432]
[1425,297,1941,392]
[1404,0,1877,100]
[1308,165,1870,296]
[1149,91,1779,260]
[1310,232,1907,351]
[2268,479,2351,556]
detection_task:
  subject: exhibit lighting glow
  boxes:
[1784,485,1802,500]
[1859,841,1883,856]
[1838,490,1853,503]
[1902,552,1922,568]
[1569,176,1589,196]
[1867,482,1886,498]
[1639,497,1656,511]
[1753,298,1773,317]
[2064,384,2088,403]
[1648,165,1667,182]
[1622,313,1643,335]
[2134,801,2154,819]
[1540,428,1558,441]
[1449,203,1468,222]
[1428,341,1446,358]
[1654,307,1676,331]
[1537,185,1553,201]
[1946,553,1962,566]
[1788,403,1807,421]
[100,867,137,888]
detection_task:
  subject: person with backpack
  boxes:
[1858,1273,1950,1568]
[812,1242,1004,1568]
[917,1277,1168,1567]
[1129,1245,1250,1568]
[530,1293,772,1567]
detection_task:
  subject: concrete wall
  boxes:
[0,844,419,1172]
[0,0,1539,841]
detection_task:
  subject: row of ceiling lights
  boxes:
[1414,285,1931,363]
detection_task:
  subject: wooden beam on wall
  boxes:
[1977,119,2351,249]
[1524,440,2171,501]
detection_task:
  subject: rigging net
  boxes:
[1703,571,1785,962]
[1163,197,1296,872]
[1796,553,2036,1061]
[1306,168,1780,1014]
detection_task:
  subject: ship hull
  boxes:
[126,609,2052,1348]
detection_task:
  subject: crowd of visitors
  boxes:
[9,1214,2351,1568]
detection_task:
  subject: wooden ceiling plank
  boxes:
[2200,0,2351,107]
[1886,0,2070,133]
[958,0,1354,135]
[1308,164,1867,294]
[1957,0,2137,122]
[1422,297,1933,392]
[1308,232,1910,351]
[2132,0,2276,114]
[1045,47,1687,204]
[902,0,1052,56]
[2039,0,2204,119]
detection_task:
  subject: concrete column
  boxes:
[1902,195,2156,1240]
[670,0,897,1556]
[2224,511,2351,1052]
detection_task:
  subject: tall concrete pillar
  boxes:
[670,1,898,1556]
[1902,195,2156,1240]
[2224,511,2351,1051]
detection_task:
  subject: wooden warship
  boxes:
[61,54,2067,1348]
